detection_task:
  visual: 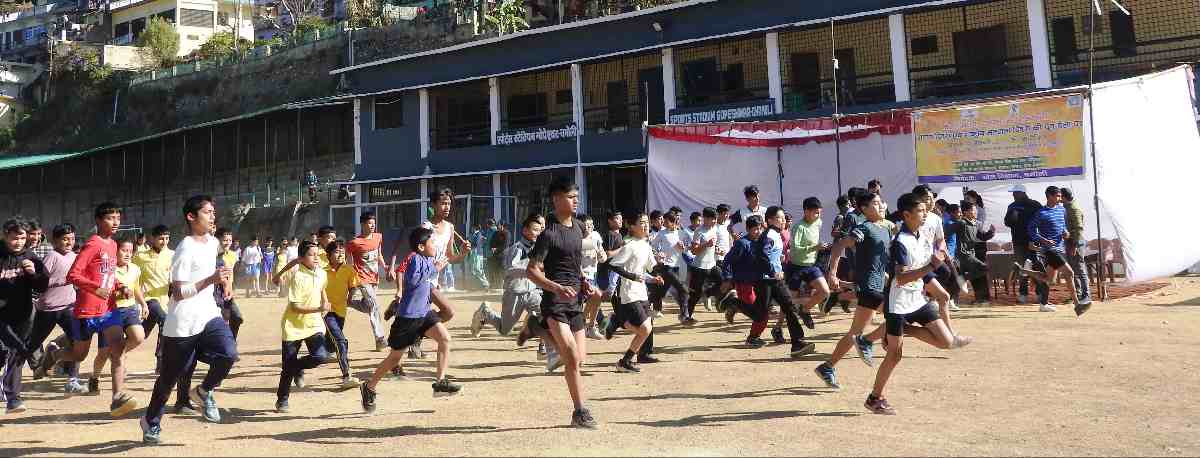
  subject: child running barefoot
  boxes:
[866,193,973,415]
[275,241,331,413]
[360,228,461,414]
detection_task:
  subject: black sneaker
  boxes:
[603,319,618,340]
[275,398,290,413]
[571,407,598,429]
[173,402,200,416]
[390,366,408,380]
[798,310,815,330]
[865,394,896,415]
[746,336,766,348]
[616,358,641,373]
[432,378,462,397]
[1074,299,1093,316]
[636,354,660,364]
[814,363,840,389]
[88,377,100,395]
[360,384,377,414]
[515,326,532,347]
[770,326,785,344]
[790,340,816,357]
[821,295,837,315]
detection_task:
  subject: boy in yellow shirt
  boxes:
[323,239,360,389]
[276,241,331,413]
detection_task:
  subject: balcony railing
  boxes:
[432,122,490,150]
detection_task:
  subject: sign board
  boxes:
[914,94,1086,183]
[495,123,580,146]
[668,98,776,124]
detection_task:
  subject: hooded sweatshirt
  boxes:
[0,244,48,353]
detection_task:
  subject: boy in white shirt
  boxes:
[648,213,689,323]
[683,207,726,322]
[727,185,768,239]
[602,212,660,373]
[579,216,607,339]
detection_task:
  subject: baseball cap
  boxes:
[1008,184,1027,193]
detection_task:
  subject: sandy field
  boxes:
[2,277,1198,456]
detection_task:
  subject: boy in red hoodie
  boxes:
[55,202,137,416]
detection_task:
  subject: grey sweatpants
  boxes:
[348,283,385,339]
[486,289,543,336]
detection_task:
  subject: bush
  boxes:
[293,15,328,39]
[137,17,180,68]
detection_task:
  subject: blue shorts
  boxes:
[68,310,124,345]
[245,263,262,276]
[785,264,824,290]
[98,307,143,348]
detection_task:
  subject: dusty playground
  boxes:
[2,277,1199,457]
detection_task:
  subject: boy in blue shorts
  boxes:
[360,227,461,413]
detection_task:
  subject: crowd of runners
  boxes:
[0,176,1094,443]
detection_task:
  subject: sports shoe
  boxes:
[173,402,199,416]
[1039,304,1057,312]
[293,373,306,389]
[683,317,699,326]
[703,296,714,312]
[64,379,87,395]
[798,310,815,329]
[949,335,975,349]
[389,366,408,380]
[854,334,875,367]
[190,386,221,423]
[516,326,533,347]
[770,326,785,344]
[432,378,462,397]
[585,326,603,340]
[5,398,26,414]
[821,296,836,315]
[33,344,57,380]
[360,384,377,414]
[341,376,361,390]
[140,417,161,445]
[470,303,487,337]
[839,301,851,314]
[948,300,961,312]
[604,319,618,340]
[865,394,896,415]
[790,341,816,357]
[375,337,387,352]
[383,303,396,321]
[596,311,609,333]
[536,342,548,360]
[1075,299,1093,316]
[636,354,660,364]
[571,407,598,429]
[109,392,139,418]
[814,363,840,389]
[616,358,641,373]
[546,350,564,373]
[653,311,663,319]
[1018,294,1029,305]
[88,377,100,395]
[274,398,290,413]
[745,336,766,349]
[724,306,737,325]
[407,345,425,360]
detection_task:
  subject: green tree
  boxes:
[484,0,529,36]
[195,32,238,60]
[137,17,180,68]
[293,15,328,40]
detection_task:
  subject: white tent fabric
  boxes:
[647,66,1200,282]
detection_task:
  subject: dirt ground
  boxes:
[3,276,1199,457]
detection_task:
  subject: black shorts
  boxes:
[1041,249,1067,269]
[856,290,885,311]
[884,303,940,337]
[540,293,585,333]
[387,310,441,350]
[785,264,824,290]
[614,300,650,328]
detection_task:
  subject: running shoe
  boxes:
[603,320,618,340]
[770,326,785,344]
[536,342,547,360]
[839,301,851,314]
[33,344,57,380]
[745,336,766,349]
[821,296,836,315]
[814,363,840,389]
[1075,299,1092,317]
[274,398,290,413]
[799,310,815,329]
[571,407,598,429]
[949,335,975,349]
[109,392,139,418]
[470,303,487,337]
[790,340,816,357]
[88,377,100,395]
[432,378,462,397]
[724,306,737,325]
[360,384,377,414]
[854,334,875,367]
[616,359,641,373]
[585,326,603,340]
[546,350,564,373]
[683,317,699,326]
[407,344,425,360]
[173,402,200,416]
[515,326,533,347]
[190,386,221,423]
[390,366,408,380]
[865,394,896,415]
[140,417,161,445]
[341,376,361,390]
[653,310,663,319]
[703,296,714,312]
[948,300,961,312]
[636,354,660,364]
[1039,304,1057,312]
[293,373,306,389]
[375,337,387,352]
[5,398,26,414]
[64,379,86,395]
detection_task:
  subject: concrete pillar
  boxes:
[888,14,912,102]
[1026,0,1053,88]
[419,179,429,223]
[353,98,362,164]
[492,173,502,222]
[765,32,783,113]
[489,76,501,144]
[419,89,430,158]
[570,63,584,130]
[661,48,677,117]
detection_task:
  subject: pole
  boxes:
[776,146,784,206]
[1086,0,1107,300]
[830,17,844,194]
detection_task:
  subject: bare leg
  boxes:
[547,321,586,410]
[424,323,452,380]
[93,347,110,378]
[625,321,651,353]
[101,326,128,397]
[583,295,601,329]
[367,350,405,390]
[925,280,954,335]
[827,306,877,367]
[870,334,903,398]
[802,278,831,312]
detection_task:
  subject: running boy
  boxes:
[0,217,48,414]
[29,224,80,389]
[360,227,462,414]
[323,239,361,388]
[215,228,243,340]
[348,212,394,352]
[1015,185,1087,315]
[602,212,659,373]
[90,235,149,409]
[720,215,771,347]
[275,240,331,412]
[786,197,831,325]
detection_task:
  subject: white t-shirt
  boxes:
[286,245,299,262]
[715,221,732,260]
[688,225,721,270]
[920,212,945,253]
[608,239,656,304]
[580,230,604,280]
[650,229,684,268]
[241,246,263,265]
[730,205,767,236]
[163,234,222,338]
[889,229,933,315]
[422,220,454,263]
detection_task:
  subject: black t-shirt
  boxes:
[529,216,584,305]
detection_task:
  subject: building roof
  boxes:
[0,152,83,170]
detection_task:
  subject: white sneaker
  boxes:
[653,311,663,319]
[1039,304,1057,312]
[470,303,487,338]
[948,300,961,312]
[703,296,714,312]
[546,349,564,373]
[585,326,603,340]
[949,335,975,349]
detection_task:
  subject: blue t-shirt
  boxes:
[943,213,959,255]
[396,254,436,319]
